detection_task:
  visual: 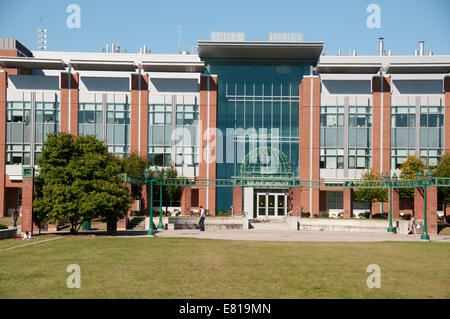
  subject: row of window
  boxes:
[319,148,371,169]
[320,114,372,127]
[391,114,444,127]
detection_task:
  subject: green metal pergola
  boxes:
[125,170,450,240]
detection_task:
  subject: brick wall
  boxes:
[198,75,217,215]
[0,71,6,216]
[299,76,320,215]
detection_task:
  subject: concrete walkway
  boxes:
[141,229,450,242]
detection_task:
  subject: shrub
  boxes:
[372,213,388,219]
[318,211,329,218]
[0,224,8,229]
[216,210,232,216]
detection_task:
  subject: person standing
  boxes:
[199,206,206,231]
[12,208,19,228]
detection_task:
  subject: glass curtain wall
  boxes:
[204,58,314,212]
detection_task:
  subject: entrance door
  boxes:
[258,194,266,217]
[277,195,286,216]
[256,192,288,218]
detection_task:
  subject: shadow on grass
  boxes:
[32,229,159,238]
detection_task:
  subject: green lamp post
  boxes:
[383,172,396,233]
[144,166,155,236]
[420,170,432,240]
[157,170,168,229]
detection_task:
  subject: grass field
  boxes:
[0,235,449,299]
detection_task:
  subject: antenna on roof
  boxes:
[177,25,182,54]
[38,16,47,50]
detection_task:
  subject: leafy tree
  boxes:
[124,152,147,200]
[154,166,183,215]
[33,132,133,234]
[433,152,450,221]
[399,155,426,202]
[353,168,388,216]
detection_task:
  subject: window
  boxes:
[107,103,129,124]
[175,104,198,126]
[349,106,371,128]
[320,148,344,169]
[320,106,344,127]
[348,148,371,169]
[326,191,343,210]
[391,149,415,169]
[6,144,30,165]
[106,103,130,158]
[191,189,199,207]
[148,146,171,167]
[79,103,102,124]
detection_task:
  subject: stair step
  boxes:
[127,217,147,230]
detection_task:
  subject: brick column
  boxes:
[445,77,450,153]
[181,186,192,216]
[343,188,353,218]
[232,186,242,216]
[299,76,320,216]
[199,75,217,215]
[289,187,302,216]
[426,186,438,234]
[60,72,79,135]
[130,73,149,214]
[391,188,400,219]
[0,71,6,216]
[130,73,149,155]
[414,187,424,220]
[21,174,34,234]
[372,76,391,215]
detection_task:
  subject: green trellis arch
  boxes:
[239,147,294,178]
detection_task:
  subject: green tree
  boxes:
[154,166,183,215]
[354,168,388,216]
[433,152,450,221]
[33,132,133,234]
[124,152,147,201]
[399,155,426,203]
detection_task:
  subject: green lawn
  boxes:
[0,236,449,299]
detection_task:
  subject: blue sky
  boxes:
[0,0,449,55]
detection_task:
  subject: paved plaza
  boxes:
[95,228,450,242]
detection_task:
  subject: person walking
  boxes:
[12,208,19,228]
[408,213,418,235]
[199,206,206,231]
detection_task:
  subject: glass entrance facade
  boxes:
[204,58,317,212]
[255,190,288,218]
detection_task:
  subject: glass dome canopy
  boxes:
[240,147,294,178]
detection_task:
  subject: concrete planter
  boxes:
[167,216,245,230]
[0,228,18,240]
[298,218,395,233]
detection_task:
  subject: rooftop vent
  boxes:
[267,32,303,42]
[210,32,245,42]
[419,40,425,56]
[378,37,384,56]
